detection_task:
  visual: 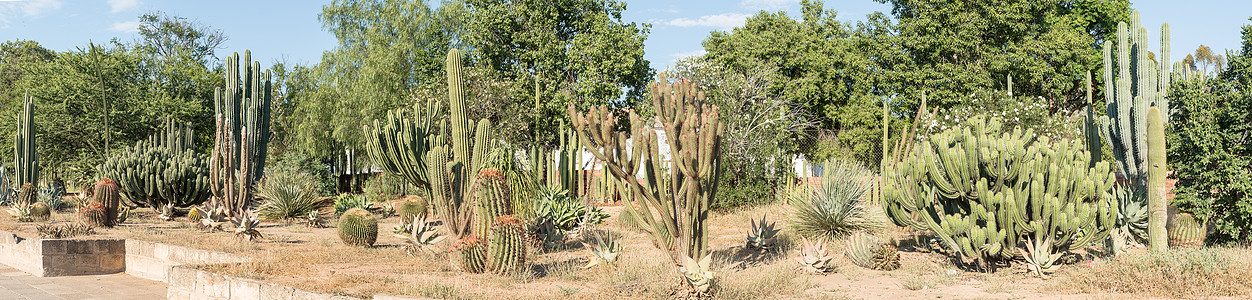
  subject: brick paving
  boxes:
[0,265,165,300]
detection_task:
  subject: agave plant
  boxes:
[535,219,565,251]
[115,206,130,224]
[746,215,779,250]
[379,204,396,218]
[795,237,835,274]
[157,202,176,221]
[10,204,33,222]
[333,194,373,214]
[1111,185,1149,254]
[1020,236,1062,278]
[533,185,608,231]
[396,216,445,255]
[679,254,715,295]
[256,169,329,221]
[232,211,263,241]
[196,206,227,232]
[582,231,622,268]
[306,210,324,228]
[789,160,884,240]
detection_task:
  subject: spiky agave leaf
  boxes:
[396,216,446,255]
[679,254,715,294]
[583,231,622,268]
[1019,237,1062,278]
[746,214,779,250]
[795,237,835,274]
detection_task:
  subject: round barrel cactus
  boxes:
[80,202,109,227]
[94,179,121,227]
[395,196,428,225]
[30,202,51,222]
[451,235,487,273]
[338,208,378,247]
[1168,213,1205,248]
[472,168,512,236]
[487,215,527,275]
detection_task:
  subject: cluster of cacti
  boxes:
[451,235,488,273]
[79,202,110,227]
[14,92,39,187]
[338,208,378,247]
[100,120,210,210]
[883,116,1117,267]
[94,179,121,227]
[395,196,428,226]
[486,215,527,275]
[473,169,513,236]
[527,123,585,197]
[29,202,50,222]
[1092,10,1172,252]
[1168,213,1205,248]
[795,237,834,274]
[845,232,898,271]
[745,215,778,250]
[592,171,625,204]
[210,50,273,218]
[567,73,723,273]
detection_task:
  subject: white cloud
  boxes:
[107,0,139,13]
[0,0,62,23]
[740,0,799,10]
[661,13,751,29]
[110,20,140,32]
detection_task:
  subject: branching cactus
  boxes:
[14,92,38,186]
[101,120,210,210]
[211,50,273,218]
[883,116,1117,269]
[566,74,723,268]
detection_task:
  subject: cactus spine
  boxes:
[338,208,378,247]
[567,73,723,266]
[94,179,121,227]
[14,92,38,186]
[211,50,273,218]
[487,215,527,275]
[451,235,488,273]
[1146,107,1167,251]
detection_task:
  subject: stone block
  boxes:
[40,240,65,255]
[197,268,230,299]
[65,240,98,255]
[229,277,263,300]
[260,282,297,300]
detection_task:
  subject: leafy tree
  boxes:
[1167,18,1252,243]
[463,0,652,146]
[136,11,228,64]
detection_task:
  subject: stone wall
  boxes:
[124,239,250,283]
[0,230,125,277]
[165,266,361,300]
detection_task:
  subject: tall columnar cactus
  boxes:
[487,215,527,275]
[472,169,513,235]
[451,235,488,273]
[14,92,38,186]
[211,50,273,218]
[338,208,378,247]
[364,48,495,241]
[94,179,121,227]
[101,120,210,210]
[17,183,36,207]
[1146,107,1167,251]
[883,116,1117,267]
[567,73,723,267]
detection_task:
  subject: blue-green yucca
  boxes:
[256,169,328,221]
[788,159,884,240]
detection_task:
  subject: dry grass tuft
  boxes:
[1048,247,1252,298]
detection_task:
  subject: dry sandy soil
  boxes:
[1,201,1247,299]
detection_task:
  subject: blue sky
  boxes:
[0,0,1248,71]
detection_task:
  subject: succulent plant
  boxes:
[29,202,50,222]
[745,215,778,250]
[79,202,109,227]
[99,121,210,211]
[13,93,38,187]
[679,254,715,295]
[486,215,527,275]
[196,206,228,232]
[845,232,898,271]
[396,196,428,226]
[871,244,900,271]
[157,202,176,221]
[1020,237,1062,278]
[187,206,205,223]
[10,204,33,222]
[1168,213,1206,248]
[94,179,121,227]
[306,210,324,228]
[396,216,445,256]
[210,50,273,218]
[583,231,622,268]
[451,235,488,273]
[338,208,378,247]
[534,219,565,251]
[232,211,263,241]
[36,223,94,239]
[16,183,35,207]
[115,206,130,224]
[795,237,834,274]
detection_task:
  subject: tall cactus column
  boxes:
[1146,107,1168,251]
[14,92,38,186]
[210,50,273,218]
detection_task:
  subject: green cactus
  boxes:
[337,208,378,247]
[94,179,122,227]
[100,121,210,211]
[396,196,428,226]
[1146,106,1167,251]
[14,92,39,186]
[451,235,488,273]
[473,169,513,236]
[79,202,109,227]
[29,202,50,222]
[211,50,273,218]
[487,215,527,275]
[17,183,35,207]
[567,73,723,266]
[1167,213,1205,248]
[845,232,880,270]
[882,116,1117,269]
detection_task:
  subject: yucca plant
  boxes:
[794,237,835,274]
[396,216,445,255]
[789,159,884,240]
[256,169,328,221]
[582,230,622,268]
[232,211,263,241]
[745,215,779,250]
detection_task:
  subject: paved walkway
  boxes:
[0,266,166,300]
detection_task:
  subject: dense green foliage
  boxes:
[1168,19,1252,242]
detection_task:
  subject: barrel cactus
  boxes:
[94,179,122,227]
[845,232,898,271]
[29,202,50,222]
[80,202,109,227]
[396,196,428,226]
[451,235,488,273]
[17,183,36,207]
[1168,213,1205,248]
[473,168,512,236]
[337,208,378,247]
[487,215,527,275]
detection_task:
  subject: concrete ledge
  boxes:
[0,229,125,277]
[124,239,251,283]
[166,266,363,300]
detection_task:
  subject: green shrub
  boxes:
[533,185,607,231]
[256,168,329,221]
[712,175,776,211]
[363,172,404,203]
[334,194,372,214]
[787,159,883,240]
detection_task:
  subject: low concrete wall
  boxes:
[166,265,361,300]
[0,230,125,277]
[125,239,251,283]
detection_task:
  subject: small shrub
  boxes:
[712,175,776,211]
[788,159,884,240]
[362,172,404,203]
